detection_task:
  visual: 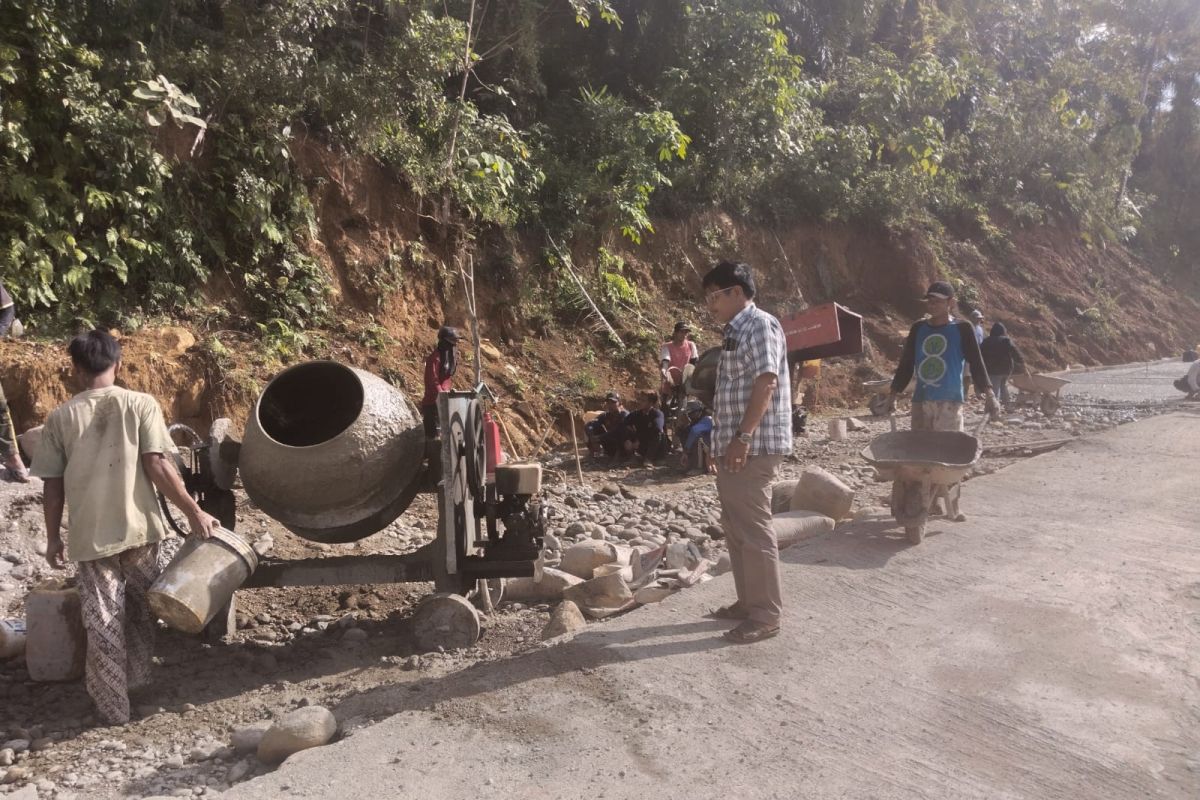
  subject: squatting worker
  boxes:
[890,281,999,522]
[0,279,29,482]
[659,320,699,406]
[702,260,792,645]
[420,325,461,439]
[33,330,220,725]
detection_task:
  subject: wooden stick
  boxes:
[568,413,585,486]
[528,419,557,461]
[493,409,523,461]
[547,235,624,349]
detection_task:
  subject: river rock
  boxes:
[560,540,618,579]
[540,601,586,640]
[256,706,337,764]
[2,765,30,784]
[230,720,273,755]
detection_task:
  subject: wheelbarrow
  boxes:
[1009,373,1070,416]
[861,416,984,544]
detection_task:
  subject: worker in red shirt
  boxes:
[421,326,461,439]
[660,320,699,412]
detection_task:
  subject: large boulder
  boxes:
[560,540,619,579]
[503,568,584,602]
[790,466,855,520]
[772,511,835,548]
[256,706,337,764]
[541,601,587,640]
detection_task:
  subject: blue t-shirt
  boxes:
[913,320,966,403]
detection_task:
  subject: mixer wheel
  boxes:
[411,593,481,653]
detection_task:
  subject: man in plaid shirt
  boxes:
[702,261,792,644]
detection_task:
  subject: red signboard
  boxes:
[779,302,864,360]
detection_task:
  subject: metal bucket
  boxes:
[239,361,426,543]
[149,528,258,634]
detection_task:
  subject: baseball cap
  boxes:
[923,281,954,300]
[673,320,691,333]
[437,325,461,343]
[604,391,621,403]
[685,399,705,413]
[970,309,984,320]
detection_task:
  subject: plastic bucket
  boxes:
[149,528,258,634]
[1,619,27,660]
[26,579,86,682]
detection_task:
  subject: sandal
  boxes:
[723,620,780,644]
[706,603,750,621]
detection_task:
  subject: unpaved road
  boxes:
[1061,359,1189,404]
[221,411,1200,800]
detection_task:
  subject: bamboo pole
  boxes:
[568,413,585,487]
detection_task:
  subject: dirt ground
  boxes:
[0,369,1187,799]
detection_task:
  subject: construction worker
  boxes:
[659,321,699,414]
[586,391,627,459]
[889,282,999,522]
[676,399,713,474]
[420,326,461,439]
[34,330,220,725]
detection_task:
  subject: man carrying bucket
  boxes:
[34,330,219,725]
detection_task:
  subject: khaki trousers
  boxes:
[715,454,785,626]
[910,401,965,517]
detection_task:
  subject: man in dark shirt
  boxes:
[979,322,1027,407]
[586,392,627,458]
[620,390,666,465]
[420,326,460,439]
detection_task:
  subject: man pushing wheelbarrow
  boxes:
[884,282,1000,525]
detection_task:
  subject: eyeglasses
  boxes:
[705,286,737,303]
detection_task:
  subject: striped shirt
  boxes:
[712,303,793,457]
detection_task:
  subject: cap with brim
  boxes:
[673,321,691,333]
[604,392,621,402]
[970,310,983,319]
[922,281,954,300]
[437,325,461,342]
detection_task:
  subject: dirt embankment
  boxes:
[3,139,1198,444]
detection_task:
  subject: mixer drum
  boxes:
[239,361,426,543]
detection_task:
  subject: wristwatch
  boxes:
[735,430,753,444]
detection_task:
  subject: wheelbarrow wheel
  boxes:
[1040,394,1060,416]
[905,524,925,544]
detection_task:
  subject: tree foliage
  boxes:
[2,0,1200,330]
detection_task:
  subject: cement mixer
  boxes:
[166,360,546,648]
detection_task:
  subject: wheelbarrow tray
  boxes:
[861,430,982,485]
[1010,373,1070,394]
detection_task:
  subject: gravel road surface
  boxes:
[1060,359,1190,404]
[219,411,1200,800]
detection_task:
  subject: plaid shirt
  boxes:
[712,303,793,457]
